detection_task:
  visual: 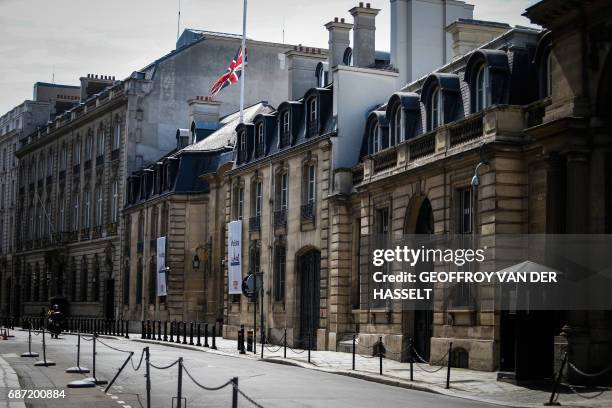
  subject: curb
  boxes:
[0,355,27,408]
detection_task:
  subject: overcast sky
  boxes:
[0,0,540,114]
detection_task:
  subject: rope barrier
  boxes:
[182,365,233,391]
[233,383,265,408]
[563,383,608,399]
[568,361,612,378]
[96,338,133,354]
[131,349,146,371]
[149,359,180,370]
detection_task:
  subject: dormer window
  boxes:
[428,87,442,131]
[307,97,317,136]
[238,131,248,163]
[255,122,264,157]
[371,122,381,154]
[279,111,290,148]
[392,105,402,145]
[475,65,490,112]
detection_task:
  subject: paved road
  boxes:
[0,330,498,408]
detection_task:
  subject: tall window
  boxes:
[84,189,91,228]
[255,123,264,157]
[373,207,390,307]
[45,201,51,235]
[393,105,402,144]
[74,140,81,165]
[254,181,262,217]
[309,98,317,124]
[545,51,553,97]
[113,120,121,151]
[459,188,472,234]
[233,185,244,220]
[96,127,105,157]
[85,134,93,161]
[475,65,489,112]
[122,260,130,305]
[428,87,442,131]
[46,150,53,176]
[280,111,290,148]
[60,145,67,170]
[307,165,315,205]
[273,245,286,301]
[239,132,247,163]
[111,180,119,223]
[148,258,156,305]
[95,186,103,226]
[72,193,80,231]
[371,123,380,154]
[282,111,290,134]
[280,173,288,210]
[59,194,66,232]
[136,258,143,304]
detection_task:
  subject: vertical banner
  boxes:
[228,220,242,294]
[157,236,167,296]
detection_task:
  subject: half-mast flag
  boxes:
[210,46,246,97]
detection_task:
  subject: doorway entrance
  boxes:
[298,250,320,348]
[104,278,115,318]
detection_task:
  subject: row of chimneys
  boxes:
[85,74,116,80]
[326,2,380,69]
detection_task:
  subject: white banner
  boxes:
[228,220,242,294]
[157,236,167,296]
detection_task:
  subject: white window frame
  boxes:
[309,98,317,123]
[255,181,262,217]
[429,87,443,131]
[84,189,91,228]
[307,164,316,205]
[280,173,288,211]
[73,194,80,231]
[282,111,290,134]
[475,65,490,112]
[113,121,121,150]
[95,187,103,226]
[111,180,119,223]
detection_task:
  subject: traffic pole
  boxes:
[145,347,151,408]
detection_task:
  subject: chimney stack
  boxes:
[324,17,353,70]
[349,2,380,68]
[187,96,222,143]
[79,73,116,101]
[445,19,511,60]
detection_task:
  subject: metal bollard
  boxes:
[182,322,188,345]
[547,352,568,406]
[175,321,181,343]
[211,325,217,350]
[239,325,246,354]
[176,357,184,408]
[409,337,414,381]
[284,328,287,359]
[189,322,194,345]
[125,320,130,339]
[196,323,202,347]
[379,336,383,375]
[231,377,238,408]
[170,321,175,342]
[163,321,168,342]
[446,342,453,389]
[308,330,312,364]
[145,347,151,408]
[204,323,210,347]
[141,321,145,339]
[352,334,356,370]
[157,321,162,341]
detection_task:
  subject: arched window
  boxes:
[545,51,553,97]
[392,105,402,145]
[307,97,318,136]
[279,110,290,148]
[428,87,442,131]
[475,65,490,111]
[343,47,353,66]
[371,122,380,154]
[255,122,264,157]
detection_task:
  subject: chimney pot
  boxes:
[367,3,371,8]
[341,18,345,23]
[334,17,339,22]
[359,2,363,7]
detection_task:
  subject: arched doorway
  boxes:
[297,249,321,348]
[404,195,434,360]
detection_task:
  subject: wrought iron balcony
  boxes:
[449,113,483,147]
[274,209,287,227]
[373,149,397,173]
[249,215,261,231]
[301,202,315,221]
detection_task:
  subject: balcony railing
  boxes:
[274,209,287,227]
[373,149,397,173]
[249,215,261,231]
[92,226,102,239]
[301,202,315,221]
[96,155,104,167]
[449,114,483,147]
[409,133,436,160]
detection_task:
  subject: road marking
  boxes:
[111,395,118,399]
[117,401,125,404]
[1,353,18,358]
[123,405,132,408]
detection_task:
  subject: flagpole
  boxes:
[240,0,247,124]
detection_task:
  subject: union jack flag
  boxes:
[209,46,247,97]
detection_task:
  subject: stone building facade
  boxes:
[0,82,80,318]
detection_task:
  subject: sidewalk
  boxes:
[0,355,26,408]
[133,335,612,408]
